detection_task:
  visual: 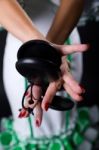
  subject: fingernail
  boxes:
[18,111,26,118]
[45,103,49,111]
[36,119,40,127]
[18,112,23,118]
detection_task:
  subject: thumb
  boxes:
[57,44,89,55]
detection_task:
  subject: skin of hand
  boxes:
[18,44,88,127]
[0,0,88,127]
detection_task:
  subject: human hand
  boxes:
[18,43,88,127]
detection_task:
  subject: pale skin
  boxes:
[0,0,88,127]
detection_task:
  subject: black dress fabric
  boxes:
[77,21,99,107]
[0,29,12,118]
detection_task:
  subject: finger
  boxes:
[23,85,42,109]
[63,83,83,101]
[60,44,89,55]
[31,84,42,109]
[34,102,43,127]
[63,73,85,94]
[32,84,42,100]
[42,79,62,111]
[32,85,43,127]
[18,108,29,118]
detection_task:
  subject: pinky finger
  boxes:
[63,83,83,101]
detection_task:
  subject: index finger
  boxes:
[41,79,62,111]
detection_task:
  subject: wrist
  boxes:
[21,29,46,43]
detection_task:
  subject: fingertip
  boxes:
[85,43,90,48]
[77,86,85,94]
[18,110,28,118]
[41,101,50,111]
[35,119,41,127]
[45,102,50,111]
[73,95,83,102]
[80,84,86,93]
[82,44,90,51]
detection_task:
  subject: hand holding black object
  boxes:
[16,40,88,126]
[16,40,74,111]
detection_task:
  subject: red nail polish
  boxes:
[45,103,49,111]
[18,112,23,118]
[36,119,40,127]
[18,111,26,118]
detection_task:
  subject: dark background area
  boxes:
[77,21,99,107]
[0,30,12,118]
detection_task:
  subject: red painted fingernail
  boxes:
[18,111,26,118]
[36,119,40,127]
[45,103,49,111]
[18,112,23,118]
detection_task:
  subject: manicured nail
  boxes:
[18,111,26,118]
[18,112,23,118]
[45,103,49,111]
[36,119,40,127]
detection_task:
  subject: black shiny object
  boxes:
[16,40,74,111]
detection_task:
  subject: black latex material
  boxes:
[16,40,74,111]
